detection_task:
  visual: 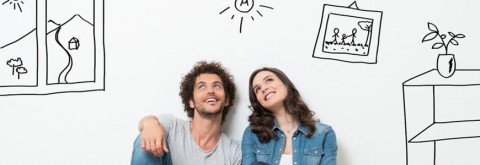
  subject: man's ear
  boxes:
[189,99,195,109]
[224,97,230,107]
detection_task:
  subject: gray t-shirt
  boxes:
[158,114,241,165]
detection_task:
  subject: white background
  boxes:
[1,0,480,164]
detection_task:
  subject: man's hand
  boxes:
[139,115,169,157]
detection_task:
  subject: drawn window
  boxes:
[0,0,105,96]
[0,0,37,87]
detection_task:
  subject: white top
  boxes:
[279,154,293,165]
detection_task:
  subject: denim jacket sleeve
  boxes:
[320,126,337,165]
[241,126,257,165]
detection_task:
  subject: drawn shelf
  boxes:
[403,69,480,165]
[409,120,480,143]
[404,69,480,87]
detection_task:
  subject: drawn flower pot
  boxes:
[436,54,456,78]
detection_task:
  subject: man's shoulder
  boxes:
[220,133,241,148]
[157,114,189,133]
[220,133,242,155]
[158,114,188,124]
[219,133,242,162]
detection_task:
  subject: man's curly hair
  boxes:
[179,61,236,123]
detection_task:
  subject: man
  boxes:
[131,61,241,165]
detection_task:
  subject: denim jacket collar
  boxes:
[273,119,309,135]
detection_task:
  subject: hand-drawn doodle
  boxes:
[47,13,95,84]
[0,0,105,96]
[0,0,37,87]
[403,69,480,165]
[6,57,27,79]
[312,1,382,64]
[219,0,273,33]
[2,0,24,12]
[16,66,27,79]
[422,22,465,78]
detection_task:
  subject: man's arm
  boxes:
[138,115,169,157]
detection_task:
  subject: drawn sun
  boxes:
[219,0,273,33]
[2,0,24,12]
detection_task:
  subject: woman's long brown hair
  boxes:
[248,67,317,143]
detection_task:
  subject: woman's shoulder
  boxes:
[312,121,335,136]
[242,125,255,136]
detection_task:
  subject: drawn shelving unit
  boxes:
[403,69,480,165]
[0,0,105,96]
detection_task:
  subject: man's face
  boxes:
[189,73,230,119]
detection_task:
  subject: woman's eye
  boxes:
[254,87,260,94]
[266,78,273,82]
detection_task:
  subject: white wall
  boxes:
[1,0,480,164]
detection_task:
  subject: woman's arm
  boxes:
[321,127,337,165]
[242,126,257,165]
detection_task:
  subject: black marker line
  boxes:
[219,7,229,14]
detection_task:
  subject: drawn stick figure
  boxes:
[341,34,347,45]
[350,28,357,45]
[332,28,340,44]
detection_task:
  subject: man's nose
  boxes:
[206,86,215,94]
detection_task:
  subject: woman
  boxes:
[242,67,337,165]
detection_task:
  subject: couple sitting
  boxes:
[131,61,337,165]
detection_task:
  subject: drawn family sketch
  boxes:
[403,69,480,165]
[312,1,382,64]
[0,0,37,87]
[0,0,105,96]
[219,0,274,33]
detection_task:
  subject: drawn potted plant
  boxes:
[422,22,465,78]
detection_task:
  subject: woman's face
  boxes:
[251,71,288,112]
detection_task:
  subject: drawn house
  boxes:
[69,37,80,50]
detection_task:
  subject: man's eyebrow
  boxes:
[195,81,206,87]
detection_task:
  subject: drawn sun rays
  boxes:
[219,0,273,33]
[2,0,24,12]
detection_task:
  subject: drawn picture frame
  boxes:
[312,3,383,64]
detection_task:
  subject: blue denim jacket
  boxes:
[242,121,337,165]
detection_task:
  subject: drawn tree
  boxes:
[16,67,28,79]
[6,58,23,76]
[358,21,373,46]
